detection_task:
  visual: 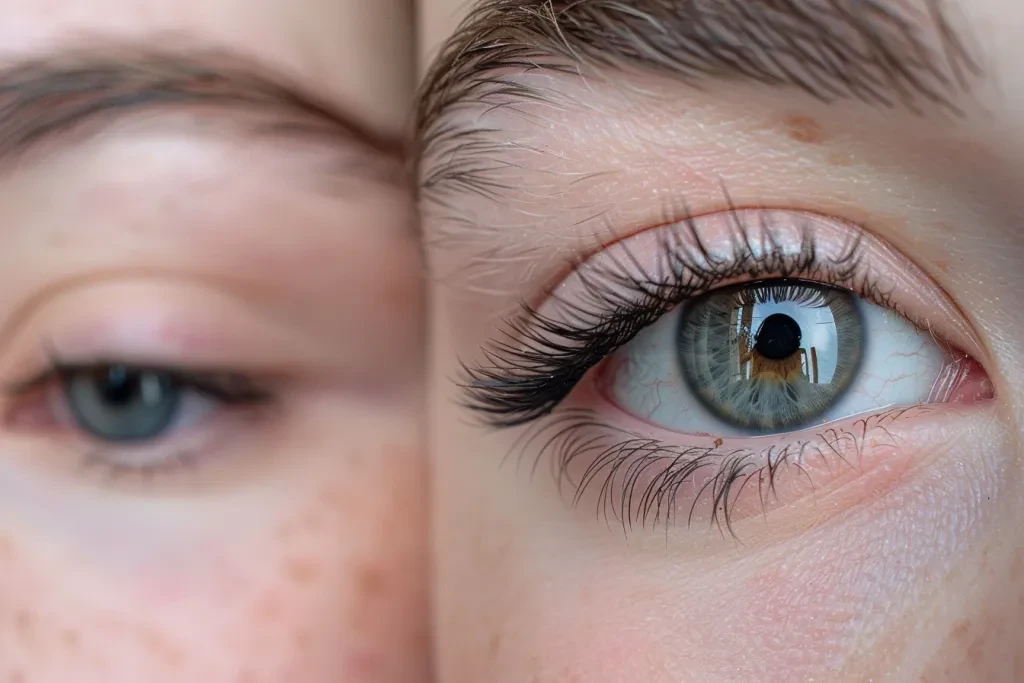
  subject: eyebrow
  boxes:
[417,0,981,200]
[0,46,405,172]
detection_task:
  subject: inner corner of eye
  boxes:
[598,278,993,439]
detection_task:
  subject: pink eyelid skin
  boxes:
[534,210,996,530]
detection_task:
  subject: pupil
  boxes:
[754,313,803,361]
[99,366,143,406]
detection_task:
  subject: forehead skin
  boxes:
[0,1,425,682]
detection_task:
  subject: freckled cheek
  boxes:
[0,437,426,681]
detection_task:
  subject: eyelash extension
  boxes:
[461,210,890,428]
[513,405,929,538]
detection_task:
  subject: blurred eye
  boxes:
[3,361,274,476]
[604,279,961,436]
[65,366,203,442]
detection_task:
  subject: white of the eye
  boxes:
[825,301,946,419]
[607,297,947,436]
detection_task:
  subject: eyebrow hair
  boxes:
[0,46,405,172]
[417,0,981,203]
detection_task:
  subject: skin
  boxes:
[419,1,1024,682]
[0,1,426,682]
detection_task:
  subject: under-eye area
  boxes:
[460,209,994,535]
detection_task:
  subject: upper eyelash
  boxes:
[460,211,890,428]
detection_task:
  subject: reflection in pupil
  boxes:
[754,313,803,361]
[677,280,865,432]
[97,366,166,409]
[99,366,140,406]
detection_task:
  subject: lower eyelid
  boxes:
[3,393,277,486]
[78,404,274,479]
[534,379,993,534]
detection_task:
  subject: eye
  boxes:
[3,361,274,476]
[460,210,995,530]
[64,365,207,443]
[604,278,959,436]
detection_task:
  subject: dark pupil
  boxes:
[100,366,142,406]
[754,313,803,361]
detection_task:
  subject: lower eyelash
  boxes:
[511,405,932,537]
[79,447,203,479]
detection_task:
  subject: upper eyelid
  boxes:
[532,209,962,333]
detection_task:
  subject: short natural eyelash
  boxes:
[460,210,892,428]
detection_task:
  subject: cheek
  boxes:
[474,419,1005,683]
[0,435,427,683]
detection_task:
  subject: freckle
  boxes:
[61,627,81,649]
[357,566,387,597]
[283,556,321,584]
[783,114,824,144]
[713,438,723,448]
[136,627,185,668]
[966,637,984,665]
[951,619,971,642]
[827,151,852,166]
[292,628,313,652]
[934,259,951,274]
[14,610,34,642]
